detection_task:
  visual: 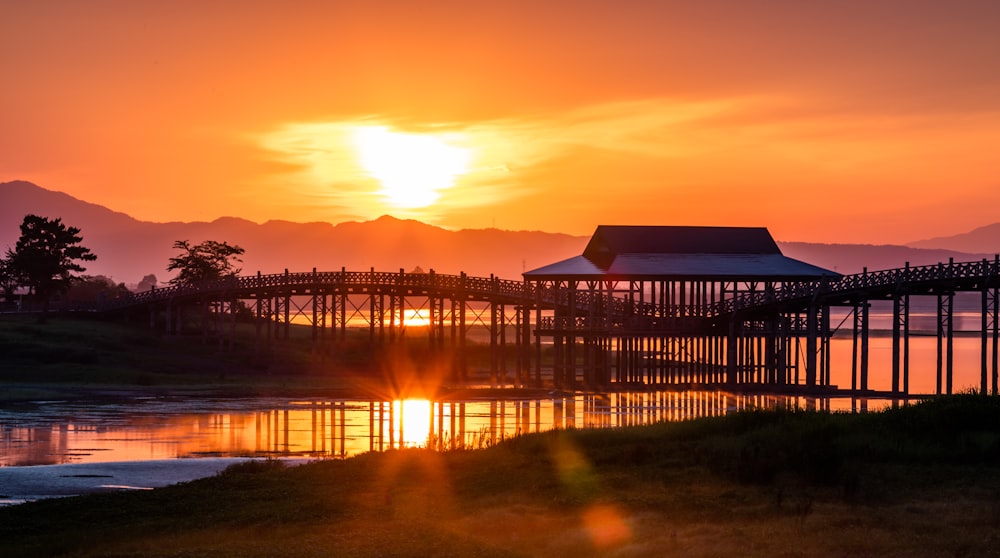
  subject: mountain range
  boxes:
[2,180,998,287]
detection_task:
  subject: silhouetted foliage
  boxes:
[6,214,96,314]
[64,275,130,303]
[136,273,158,292]
[167,240,245,286]
[0,255,19,302]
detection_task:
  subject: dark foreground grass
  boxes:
[0,313,520,403]
[0,313,305,389]
[2,395,1000,557]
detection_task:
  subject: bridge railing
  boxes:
[709,256,1000,318]
[97,258,1000,328]
[99,269,539,311]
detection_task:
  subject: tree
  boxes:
[136,273,159,292]
[167,240,245,286]
[6,214,96,315]
[64,275,129,303]
[0,255,20,302]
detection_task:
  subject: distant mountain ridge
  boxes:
[908,223,1000,254]
[0,181,586,286]
[2,180,996,287]
[776,242,994,276]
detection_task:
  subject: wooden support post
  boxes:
[450,298,458,382]
[851,303,859,393]
[500,303,508,387]
[982,276,989,394]
[860,302,870,393]
[937,292,955,394]
[993,283,999,395]
[229,297,237,351]
[459,273,467,382]
[388,285,396,343]
[282,270,290,341]
[534,280,542,386]
[265,297,272,349]
[368,289,376,347]
[254,294,262,355]
[892,293,902,394]
[339,268,347,347]
[948,293,955,395]
[428,270,436,349]
[490,300,498,388]
[567,279,577,388]
[937,293,944,394]
[311,269,319,355]
[805,303,818,388]
[821,304,831,388]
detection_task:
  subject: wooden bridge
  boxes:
[100,256,1000,397]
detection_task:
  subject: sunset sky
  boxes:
[3,1,999,244]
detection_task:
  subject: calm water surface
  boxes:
[1,391,879,470]
[1,332,985,505]
[3,334,986,468]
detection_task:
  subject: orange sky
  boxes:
[3,1,999,244]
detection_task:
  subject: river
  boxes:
[0,389,885,506]
[1,333,988,506]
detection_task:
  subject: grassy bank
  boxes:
[0,313,503,402]
[2,394,999,557]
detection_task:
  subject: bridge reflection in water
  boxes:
[258,391,848,459]
[1,392,865,467]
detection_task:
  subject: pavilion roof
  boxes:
[524,225,837,281]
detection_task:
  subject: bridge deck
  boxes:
[90,258,999,396]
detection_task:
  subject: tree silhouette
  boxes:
[0,255,19,302]
[64,275,129,303]
[167,240,245,286]
[6,214,97,317]
[136,273,159,292]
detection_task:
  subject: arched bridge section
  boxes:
[104,268,541,387]
[102,258,1000,396]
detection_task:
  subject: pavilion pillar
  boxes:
[805,302,818,389]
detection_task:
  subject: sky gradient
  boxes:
[3,1,999,244]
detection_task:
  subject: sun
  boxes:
[353,126,471,208]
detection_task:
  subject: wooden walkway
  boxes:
[99,258,1000,396]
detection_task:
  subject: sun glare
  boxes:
[353,126,471,208]
[393,399,433,447]
[401,309,431,327]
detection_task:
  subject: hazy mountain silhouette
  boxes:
[2,180,994,287]
[0,181,586,286]
[777,242,993,276]
[907,223,1000,254]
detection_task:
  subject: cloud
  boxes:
[255,100,737,222]
[256,92,1000,235]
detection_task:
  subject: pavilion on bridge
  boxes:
[523,225,839,389]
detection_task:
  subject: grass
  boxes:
[2,394,1000,557]
[0,313,508,403]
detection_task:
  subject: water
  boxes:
[828,324,993,395]
[1,392,864,467]
[0,390,877,505]
[4,327,990,506]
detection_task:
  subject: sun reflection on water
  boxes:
[2,391,897,467]
[392,399,433,447]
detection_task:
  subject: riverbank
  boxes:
[2,394,999,557]
[0,313,542,403]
